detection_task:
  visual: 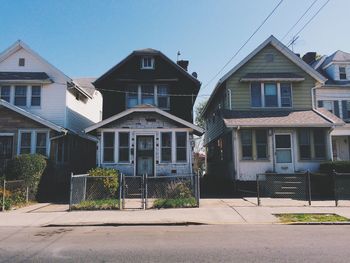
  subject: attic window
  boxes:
[265,54,274,63]
[19,58,25,66]
[339,67,347,80]
[141,57,154,69]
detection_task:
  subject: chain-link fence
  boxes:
[69,173,121,211]
[256,172,311,206]
[70,172,200,210]
[1,179,30,211]
[334,172,350,206]
[145,174,200,209]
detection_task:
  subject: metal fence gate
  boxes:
[122,175,145,209]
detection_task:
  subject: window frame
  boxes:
[125,84,170,109]
[250,82,293,108]
[297,128,327,161]
[339,66,347,80]
[160,132,172,163]
[141,56,155,69]
[0,86,11,103]
[157,85,170,110]
[14,85,27,106]
[240,129,269,161]
[18,130,49,156]
[31,86,41,107]
[118,132,130,163]
[102,132,115,163]
[175,132,187,163]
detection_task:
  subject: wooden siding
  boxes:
[95,53,199,123]
[227,44,318,110]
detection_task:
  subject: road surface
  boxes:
[0,224,350,262]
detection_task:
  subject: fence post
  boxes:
[122,174,125,210]
[119,173,123,210]
[196,173,200,207]
[69,172,73,211]
[2,180,5,212]
[307,170,312,206]
[26,186,29,203]
[145,173,148,209]
[256,174,260,206]
[333,170,338,207]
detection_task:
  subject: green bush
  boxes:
[165,181,193,198]
[88,167,119,197]
[319,161,350,173]
[6,154,47,196]
[153,197,197,209]
[71,199,119,210]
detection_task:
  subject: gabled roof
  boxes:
[0,40,71,82]
[72,77,97,98]
[202,35,327,116]
[322,50,350,68]
[85,104,204,135]
[0,99,67,133]
[93,48,201,86]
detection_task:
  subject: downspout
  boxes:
[234,126,240,181]
[328,126,335,161]
[311,84,322,109]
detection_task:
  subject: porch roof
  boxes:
[223,109,344,128]
[85,104,204,135]
[0,71,52,84]
[331,124,350,136]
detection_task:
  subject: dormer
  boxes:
[322,50,350,81]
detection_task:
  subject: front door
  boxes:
[274,134,294,173]
[0,136,13,172]
[136,136,154,176]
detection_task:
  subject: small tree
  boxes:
[194,99,208,129]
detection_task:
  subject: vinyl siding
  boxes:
[227,45,318,110]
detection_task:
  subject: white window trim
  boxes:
[101,131,116,164]
[30,86,42,107]
[118,131,131,163]
[141,57,155,69]
[17,129,50,156]
[339,65,347,80]
[251,82,293,108]
[175,131,188,163]
[160,131,172,163]
[126,84,170,110]
[3,85,42,108]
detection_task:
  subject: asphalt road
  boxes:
[0,224,350,262]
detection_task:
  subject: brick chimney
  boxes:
[302,52,317,65]
[177,60,189,71]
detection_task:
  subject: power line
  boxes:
[199,0,284,93]
[281,0,318,41]
[287,0,330,47]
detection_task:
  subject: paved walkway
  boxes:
[1,199,350,227]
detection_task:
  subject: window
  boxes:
[241,130,253,159]
[141,57,154,69]
[176,132,187,162]
[126,85,138,108]
[157,85,170,109]
[339,67,347,80]
[251,82,292,108]
[256,130,267,159]
[31,86,41,106]
[18,58,25,67]
[280,83,292,107]
[141,85,155,105]
[103,132,114,162]
[264,83,278,107]
[314,129,326,159]
[265,53,274,63]
[298,129,326,160]
[298,129,311,159]
[20,132,31,154]
[14,86,27,106]
[119,132,129,162]
[36,132,47,155]
[323,101,334,113]
[251,82,262,107]
[0,86,10,102]
[161,132,172,162]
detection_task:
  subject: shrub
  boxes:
[88,167,119,197]
[153,197,197,209]
[319,161,350,173]
[71,199,119,210]
[5,154,47,196]
[165,181,193,198]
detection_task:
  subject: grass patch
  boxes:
[275,213,350,223]
[153,197,197,209]
[71,199,119,210]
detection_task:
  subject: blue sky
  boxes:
[0,0,348,105]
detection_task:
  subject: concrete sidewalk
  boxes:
[1,199,350,227]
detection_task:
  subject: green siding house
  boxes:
[202,35,344,186]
